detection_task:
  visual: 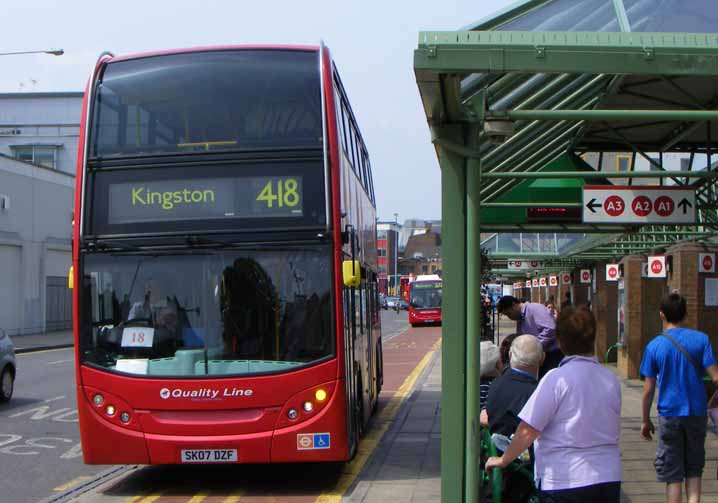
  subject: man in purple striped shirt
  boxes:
[497,296,563,378]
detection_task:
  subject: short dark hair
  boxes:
[556,306,596,356]
[497,296,519,314]
[500,332,520,368]
[660,292,687,323]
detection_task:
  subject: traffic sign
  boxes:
[606,264,620,282]
[539,277,547,287]
[700,253,715,274]
[583,186,695,224]
[561,272,571,285]
[525,280,531,288]
[508,260,543,270]
[532,278,539,287]
[549,275,558,287]
[579,269,591,284]
[647,256,667,278]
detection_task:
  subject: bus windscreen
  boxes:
[80,246,333,377]
[410,282,442,309]
[90,50,322,158]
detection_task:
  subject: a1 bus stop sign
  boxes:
[583,186,696,224]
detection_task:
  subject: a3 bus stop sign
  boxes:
[583,186,696,224]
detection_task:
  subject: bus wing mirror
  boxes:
[342,260,361,287]
[68,265,74,289]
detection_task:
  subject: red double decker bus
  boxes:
[71,45,382,464]
[408,275,442,327]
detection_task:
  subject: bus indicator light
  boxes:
[315,389,327,402]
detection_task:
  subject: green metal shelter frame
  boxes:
[414,1,718,501]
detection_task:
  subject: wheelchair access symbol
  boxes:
[297,433,331,450]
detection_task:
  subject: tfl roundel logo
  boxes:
[160,388,171,399]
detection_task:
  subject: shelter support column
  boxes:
[437,141,467,503]
[465,149,481,503]
[618,256,664,378]
[592,263,618,363]
[667,243,718,348]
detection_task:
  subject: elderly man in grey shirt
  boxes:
[497,296,563,378]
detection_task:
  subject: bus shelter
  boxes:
[414,1,718,501]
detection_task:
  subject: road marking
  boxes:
[313,338,441,503]
[17,347,73,356]
[54,475,92,491]
[222,491,245,502]
[188,491,210,502]
[43,395,67,403]
[49,358,73,365]
[126,494,163,503]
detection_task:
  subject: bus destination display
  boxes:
[107,176,303,224]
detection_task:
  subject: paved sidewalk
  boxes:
[345,348,441,502]
[11,329,73,353]
[619,370,718,502]
[345,354,718,503]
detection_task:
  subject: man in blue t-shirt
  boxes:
[640,292,718,503]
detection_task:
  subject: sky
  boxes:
[0,0,512,222]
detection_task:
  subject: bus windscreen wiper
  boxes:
[184,234,240,248]
[85,239,143,252]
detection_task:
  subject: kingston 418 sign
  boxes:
[583,186,696,224]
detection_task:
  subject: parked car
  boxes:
[398,299,409,310]
[0,329,16,402]
[386,296,400,310]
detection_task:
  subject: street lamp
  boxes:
[0,49,64,57]
[393,213,399,296]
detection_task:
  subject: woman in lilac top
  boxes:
[486,306,622,502]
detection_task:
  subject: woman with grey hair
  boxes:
[480,340,502,410]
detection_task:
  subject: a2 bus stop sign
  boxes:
[583,186,696,224]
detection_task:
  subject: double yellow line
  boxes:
[314,338,441,503]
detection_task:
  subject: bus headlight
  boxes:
[303,401,314,413]
[287,408,298,420]
[120,412,131,423]
[93,394,104,406]
[105,405,116,416]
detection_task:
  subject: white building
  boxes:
[0,92,82,335]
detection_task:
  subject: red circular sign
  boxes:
[582,271,590,281]
[651,259,663,274]
[704,255,713,271]
[604,195,625,217]
[530,261,539,268]
[563,274,570,283]
[608,266,618,278]
[515,261,522,268]
[632,196,652,217]
[654,196,674,217]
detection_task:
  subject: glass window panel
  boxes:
[497,233,521,253]
[81,248,333,377]
[498,0,620,32]
[34,147,56,168]
[13,146,33,163]
[625,0,718,33]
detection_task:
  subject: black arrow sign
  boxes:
[586,198,602,213]
[677,198,693,215]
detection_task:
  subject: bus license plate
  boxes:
[181,449,237,463]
